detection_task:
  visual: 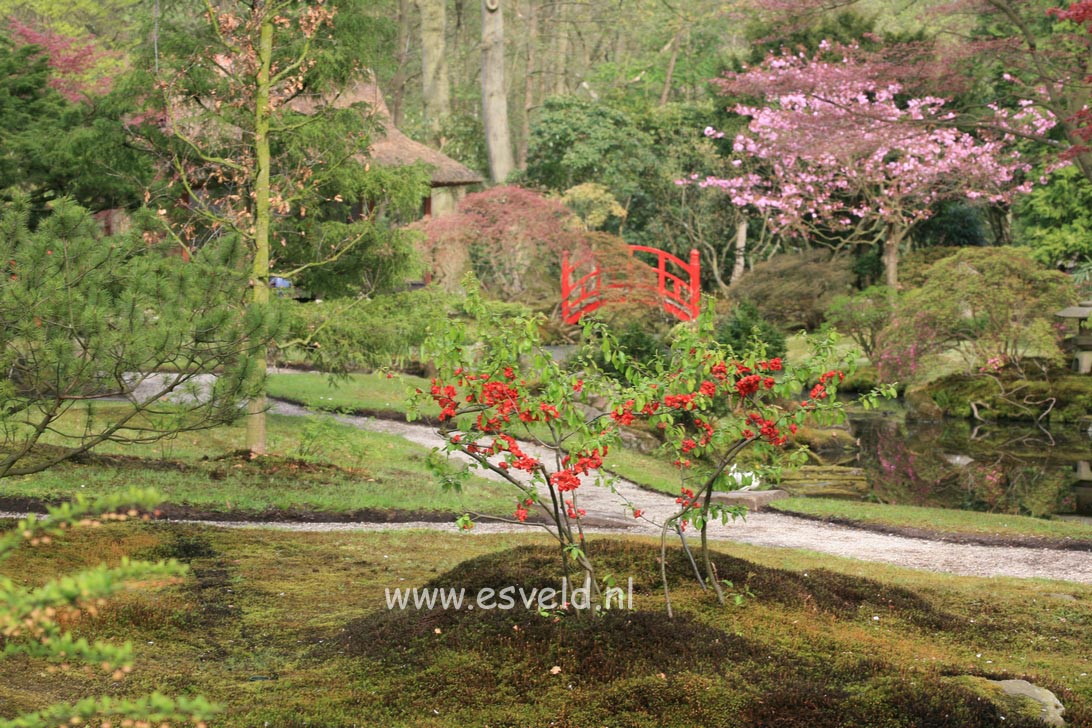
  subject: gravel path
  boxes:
[264,402,1092,585]
[4,395,1087,584]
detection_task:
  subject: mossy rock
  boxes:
[949,676,1066,726]
[840,364,883,393]
[791,424,856,460]
[778,465,871,499]
[905,383,945,421]
[918,372,1092,424]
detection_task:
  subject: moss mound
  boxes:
[331,542,1037,727]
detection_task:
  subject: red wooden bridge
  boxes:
[560,246,700,324]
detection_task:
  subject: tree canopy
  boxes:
[0,197,270,478]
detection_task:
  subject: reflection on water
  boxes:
[850,414,1091,518]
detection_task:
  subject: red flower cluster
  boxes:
[611,399,636,425]
[746,412,787,446]
[432,366,589,434]
[479,380,521,413]
[699,380,717,397]
[735,374,774,398]
[550,470,581,492]
[493,434,539,472]
[565,499,586,519]
[811,370,845,400]
[429,380,460,420]
[563,447,607,476]
[693,417,715,446]
[663,393,698,410]
[676,487,700,509]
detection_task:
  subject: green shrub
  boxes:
[279,288,448,372]
[876,247,1075,381]
[587,317,670,380]
[825,285,893,359]
[714,302,787,358]
[731,249,854,330]
[899,245,964,288]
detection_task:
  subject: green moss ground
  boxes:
[1,524,1088,727]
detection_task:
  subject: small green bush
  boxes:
[876,247,1075,381]
[826,285,893,359]
[899,245,964,288]
[714,302,787,358]
[279,288,448,372]
[588,319,669,380]
[732,249,855,330]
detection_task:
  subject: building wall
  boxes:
[426,185,472,290]
[431,186,466,218]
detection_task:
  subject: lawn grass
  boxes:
[273,371,704,501]
[264,372,1092,546]
[601,446,686,495]
[785,331,868,366]
[9,409,511,517]
[266,371,437,418]
[772,497,1092,543]
[0,523,1088,727]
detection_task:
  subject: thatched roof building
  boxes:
[291,77,483,201]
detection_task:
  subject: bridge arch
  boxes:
[560,246,700,324]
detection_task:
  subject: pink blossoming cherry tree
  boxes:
[688,43,1051,287]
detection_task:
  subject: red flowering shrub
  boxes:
[599,313,892,613]
[413,285,893,614]
[7,20,115,102]
[411,285,627,607]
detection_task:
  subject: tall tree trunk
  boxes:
[482,0,515,183]
[551,0,568,95]
[883,225,903,290]
[986,206,1013,246]
[389,0,413,127]
[659,31,681,106]
[418,0,451,141]
[247,12,274,456]
[730,219,747,285]
[518,0,538,169]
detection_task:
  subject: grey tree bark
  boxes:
[482,0,515,182]
[417,0,451,140]
[518,0,538,169]
[388,0,413,127]
[730,219,748,286]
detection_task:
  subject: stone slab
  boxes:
[710,489,790,511]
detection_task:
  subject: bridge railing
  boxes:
[560,246,700,324]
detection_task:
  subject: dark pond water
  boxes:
[847,411,1092,518]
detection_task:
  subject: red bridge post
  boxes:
[688,248,700,320]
